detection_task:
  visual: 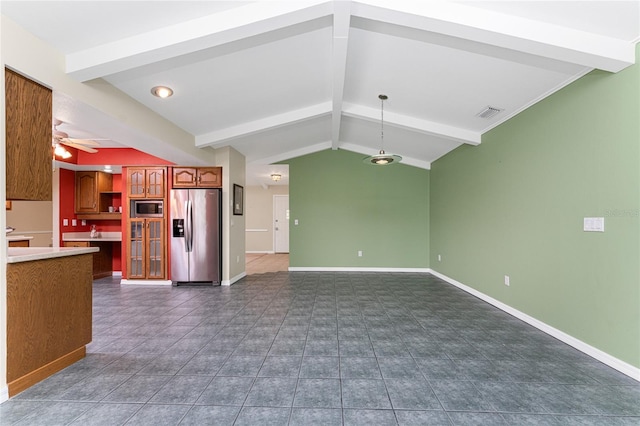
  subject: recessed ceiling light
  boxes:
[151,86,174,98]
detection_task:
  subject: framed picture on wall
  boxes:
[233,184,244,215]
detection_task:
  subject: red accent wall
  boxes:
[59,168,123,272]
[59,168,77,237]
[77,148,174,166]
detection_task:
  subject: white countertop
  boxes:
[7,235,34,241]
[7,246,99,263]
[62,232,122,242]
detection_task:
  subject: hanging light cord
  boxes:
[380,94,386,153]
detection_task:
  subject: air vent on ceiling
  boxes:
[476,106,504,119]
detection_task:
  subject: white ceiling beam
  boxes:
[67,0,333,81]
[195,102,332,148]
[331,0,351,150]
[248,141,333,165]
[353,0,635,73]
[342,103,481,146]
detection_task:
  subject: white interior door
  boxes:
[274,195,289,253]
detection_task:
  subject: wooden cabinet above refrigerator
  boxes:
[172,167,222,188]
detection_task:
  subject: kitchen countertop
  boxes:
[62,232,122,242]
[7,235,34,241]
[7,247,99,263]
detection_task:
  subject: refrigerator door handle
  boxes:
[185,199,193,252]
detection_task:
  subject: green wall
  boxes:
[430,53,640,366]
[287,149,429,268]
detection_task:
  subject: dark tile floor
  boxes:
[1,272,639,425]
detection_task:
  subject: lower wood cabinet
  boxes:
[126,218,165,279]
[7,254,92,396]
[63,241,113,279]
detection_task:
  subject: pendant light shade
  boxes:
[363,94,402,166]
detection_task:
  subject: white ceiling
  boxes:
[2,1,639,187]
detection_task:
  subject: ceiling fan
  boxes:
[52,119,101,154]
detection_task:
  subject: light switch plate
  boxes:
[63,219,69,226]
[71,219,77,227]
[584,217,605,232]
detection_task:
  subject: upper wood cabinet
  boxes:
[75,171,112,213]
[127,167,166,199]
[5,68,52,201]
[173,167,222,188]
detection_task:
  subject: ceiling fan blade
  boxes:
[61,140,98,153]
[63,137,100,146]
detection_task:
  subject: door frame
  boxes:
[273,194,289,253]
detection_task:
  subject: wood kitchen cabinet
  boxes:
[8,240,30,247]
[75,171,112,213]
[127,167,166,199]
[173,167,222,188]
[5,68,52,201]
[7,253,92,397]
[63,241,113,279]
[127,218,165,279]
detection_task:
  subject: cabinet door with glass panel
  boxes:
[127,218,165,279]
[145,218,164,279]
[127,167,166,199]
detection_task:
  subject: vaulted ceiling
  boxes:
[2,1,639,185]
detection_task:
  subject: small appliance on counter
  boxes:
[170,188,222,285]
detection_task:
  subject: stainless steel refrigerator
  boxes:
[170,188,221,285]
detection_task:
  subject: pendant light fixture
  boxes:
[363,94,402,166]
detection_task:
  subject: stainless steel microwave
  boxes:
[131,200,164,218]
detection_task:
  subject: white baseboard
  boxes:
[246,251,275,254]
[288,266,430,273]
[0,385,8,403]
[222,271,246,286]
[120,279,172,286]
[429,269,640,382]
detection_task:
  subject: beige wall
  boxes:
[217,146,246,285]
[246,185,289,253]
[6,201,53,247]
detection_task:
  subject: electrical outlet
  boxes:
[294,219,299,225]
[71,219,77,227]
[504,275,510,286]
[63,219,69,226]
[438,254,442,262]
[81,220,86,226]
[358,250,363,257]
